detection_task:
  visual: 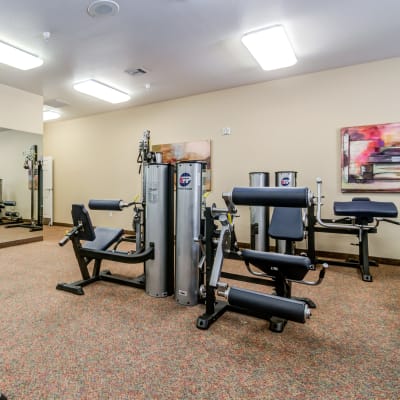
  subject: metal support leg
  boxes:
[359,229,372,282]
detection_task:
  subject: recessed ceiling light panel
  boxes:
[87,0,120,17]
[0,41,43,70]
[241,25,297,71]
[43,109,61,121]
[73,79,130,103]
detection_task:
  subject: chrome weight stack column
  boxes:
[175,161,205,305]
[275,171,297,253]
[249,172,270,251]
[144,163,174,297]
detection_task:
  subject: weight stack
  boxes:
[274,171,297,254]
[144,163,174,297]
[249,172,270,251]
[175,161,205,306]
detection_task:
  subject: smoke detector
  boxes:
[87,0,120,17]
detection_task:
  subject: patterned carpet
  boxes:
[0,226,399,399]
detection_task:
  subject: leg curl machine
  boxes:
[57,201,154,295]
[197,186,327,333]
[308,178,399,282]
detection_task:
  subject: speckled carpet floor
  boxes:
[0,226,399,399]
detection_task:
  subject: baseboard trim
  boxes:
[0,236,43,249]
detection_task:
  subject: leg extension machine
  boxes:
[197,186,327,333]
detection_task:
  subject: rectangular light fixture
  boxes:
[241,25,297,71]
[73,79,131,104]
[0,41,43,70]
[43,109,61,122]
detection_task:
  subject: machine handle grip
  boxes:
[382,218,400,225]
[59,236,70,247]
[58,225,81,246]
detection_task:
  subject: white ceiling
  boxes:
[1,0,400,121]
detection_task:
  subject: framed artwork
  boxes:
[152,139,211,190]
[341,122,400,192]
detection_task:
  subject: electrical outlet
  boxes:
[222,127,231,135]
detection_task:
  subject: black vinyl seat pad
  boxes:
[83,227,124,251]
[334,201,398,219]
[241,249,312,281]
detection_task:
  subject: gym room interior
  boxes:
[0,1,399,399]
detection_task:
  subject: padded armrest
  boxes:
[83,227,124,251]
[334,201,398,219]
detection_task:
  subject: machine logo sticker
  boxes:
[179,172,192,187]
[281,177,291,186]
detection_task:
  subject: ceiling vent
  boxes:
[44,99,70,108]
[125,68,147,76]
[87,0,120,17]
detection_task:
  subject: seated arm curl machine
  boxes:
[57,201,154,295]
[197,186,327,333]
[308,178,399,282]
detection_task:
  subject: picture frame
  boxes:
[341,122,400,192]
[152,139,211,190]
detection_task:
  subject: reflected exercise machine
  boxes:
[0,179,22,225]
[6,145,42,231]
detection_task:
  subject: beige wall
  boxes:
[44,58,400,260]
[0,83,43,134]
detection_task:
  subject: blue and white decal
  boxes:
[179,172,192,187]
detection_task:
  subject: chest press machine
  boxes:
[197,186,327,333]
[308,178,399,282]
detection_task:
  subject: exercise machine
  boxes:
[6,145,43,231]
[308,178,399,281]
[197,185,327,333]
[57,131,174,296]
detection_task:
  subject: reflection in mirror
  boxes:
[0,128,43,248]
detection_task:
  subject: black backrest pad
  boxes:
[71,204,96,241]
[269,207,304,241]
[334,200,398,218]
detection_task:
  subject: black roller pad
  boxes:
[232,187,309,207]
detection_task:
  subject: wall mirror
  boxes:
[0,128,43,248]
